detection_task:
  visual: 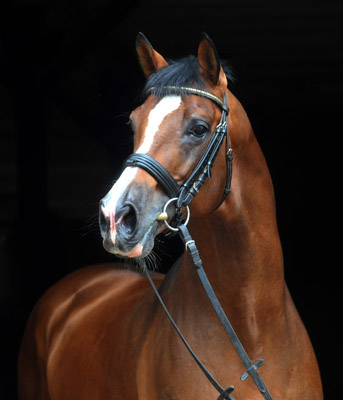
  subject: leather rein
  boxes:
[125,87,274,400]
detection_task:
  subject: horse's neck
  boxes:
[161,95,285,343]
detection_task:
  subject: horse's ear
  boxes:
[136,32,169,78]
[198,33,226,87]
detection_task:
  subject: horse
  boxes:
[18,33,323,400]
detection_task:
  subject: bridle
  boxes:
[125,86,233,215]
[124,87,274,400]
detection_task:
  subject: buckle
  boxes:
[226,147,233,161]
[217,386,235,400]
[240,359,264,381]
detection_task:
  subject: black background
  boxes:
[0,0,341,398]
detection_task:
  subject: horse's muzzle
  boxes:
[99,180,167,258]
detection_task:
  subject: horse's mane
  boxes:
[142,55,235,98]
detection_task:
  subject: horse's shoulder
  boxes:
[18,264,165,396]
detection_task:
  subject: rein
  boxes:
[125,87,274,400]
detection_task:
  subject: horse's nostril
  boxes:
[117,204,137,237]
[123,208,136,232]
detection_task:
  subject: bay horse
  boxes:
[18,33,323,399]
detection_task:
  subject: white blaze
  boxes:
[137,95,182,153]
[101,95,182,251]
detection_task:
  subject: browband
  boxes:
[146,86,229,114]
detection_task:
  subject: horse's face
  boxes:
[99,33,228,258]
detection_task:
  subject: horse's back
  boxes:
[18,263,162,400]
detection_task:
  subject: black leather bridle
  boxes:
[125,86,233,215]
[125,87,274,400]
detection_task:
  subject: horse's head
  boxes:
[99,33,231,258]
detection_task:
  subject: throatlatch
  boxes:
[126,87,274,400]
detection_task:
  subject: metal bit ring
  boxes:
[163,197,190,232]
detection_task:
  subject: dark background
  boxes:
[0,0,341,398]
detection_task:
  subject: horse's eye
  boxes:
[189,124,208,138]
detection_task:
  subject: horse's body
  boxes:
[18,34,322,399]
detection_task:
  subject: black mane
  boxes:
[143,55,235,98]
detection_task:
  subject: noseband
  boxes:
[125,86,233,217]
[124,87,274,400]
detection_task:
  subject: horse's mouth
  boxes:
[102,219,163,259]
